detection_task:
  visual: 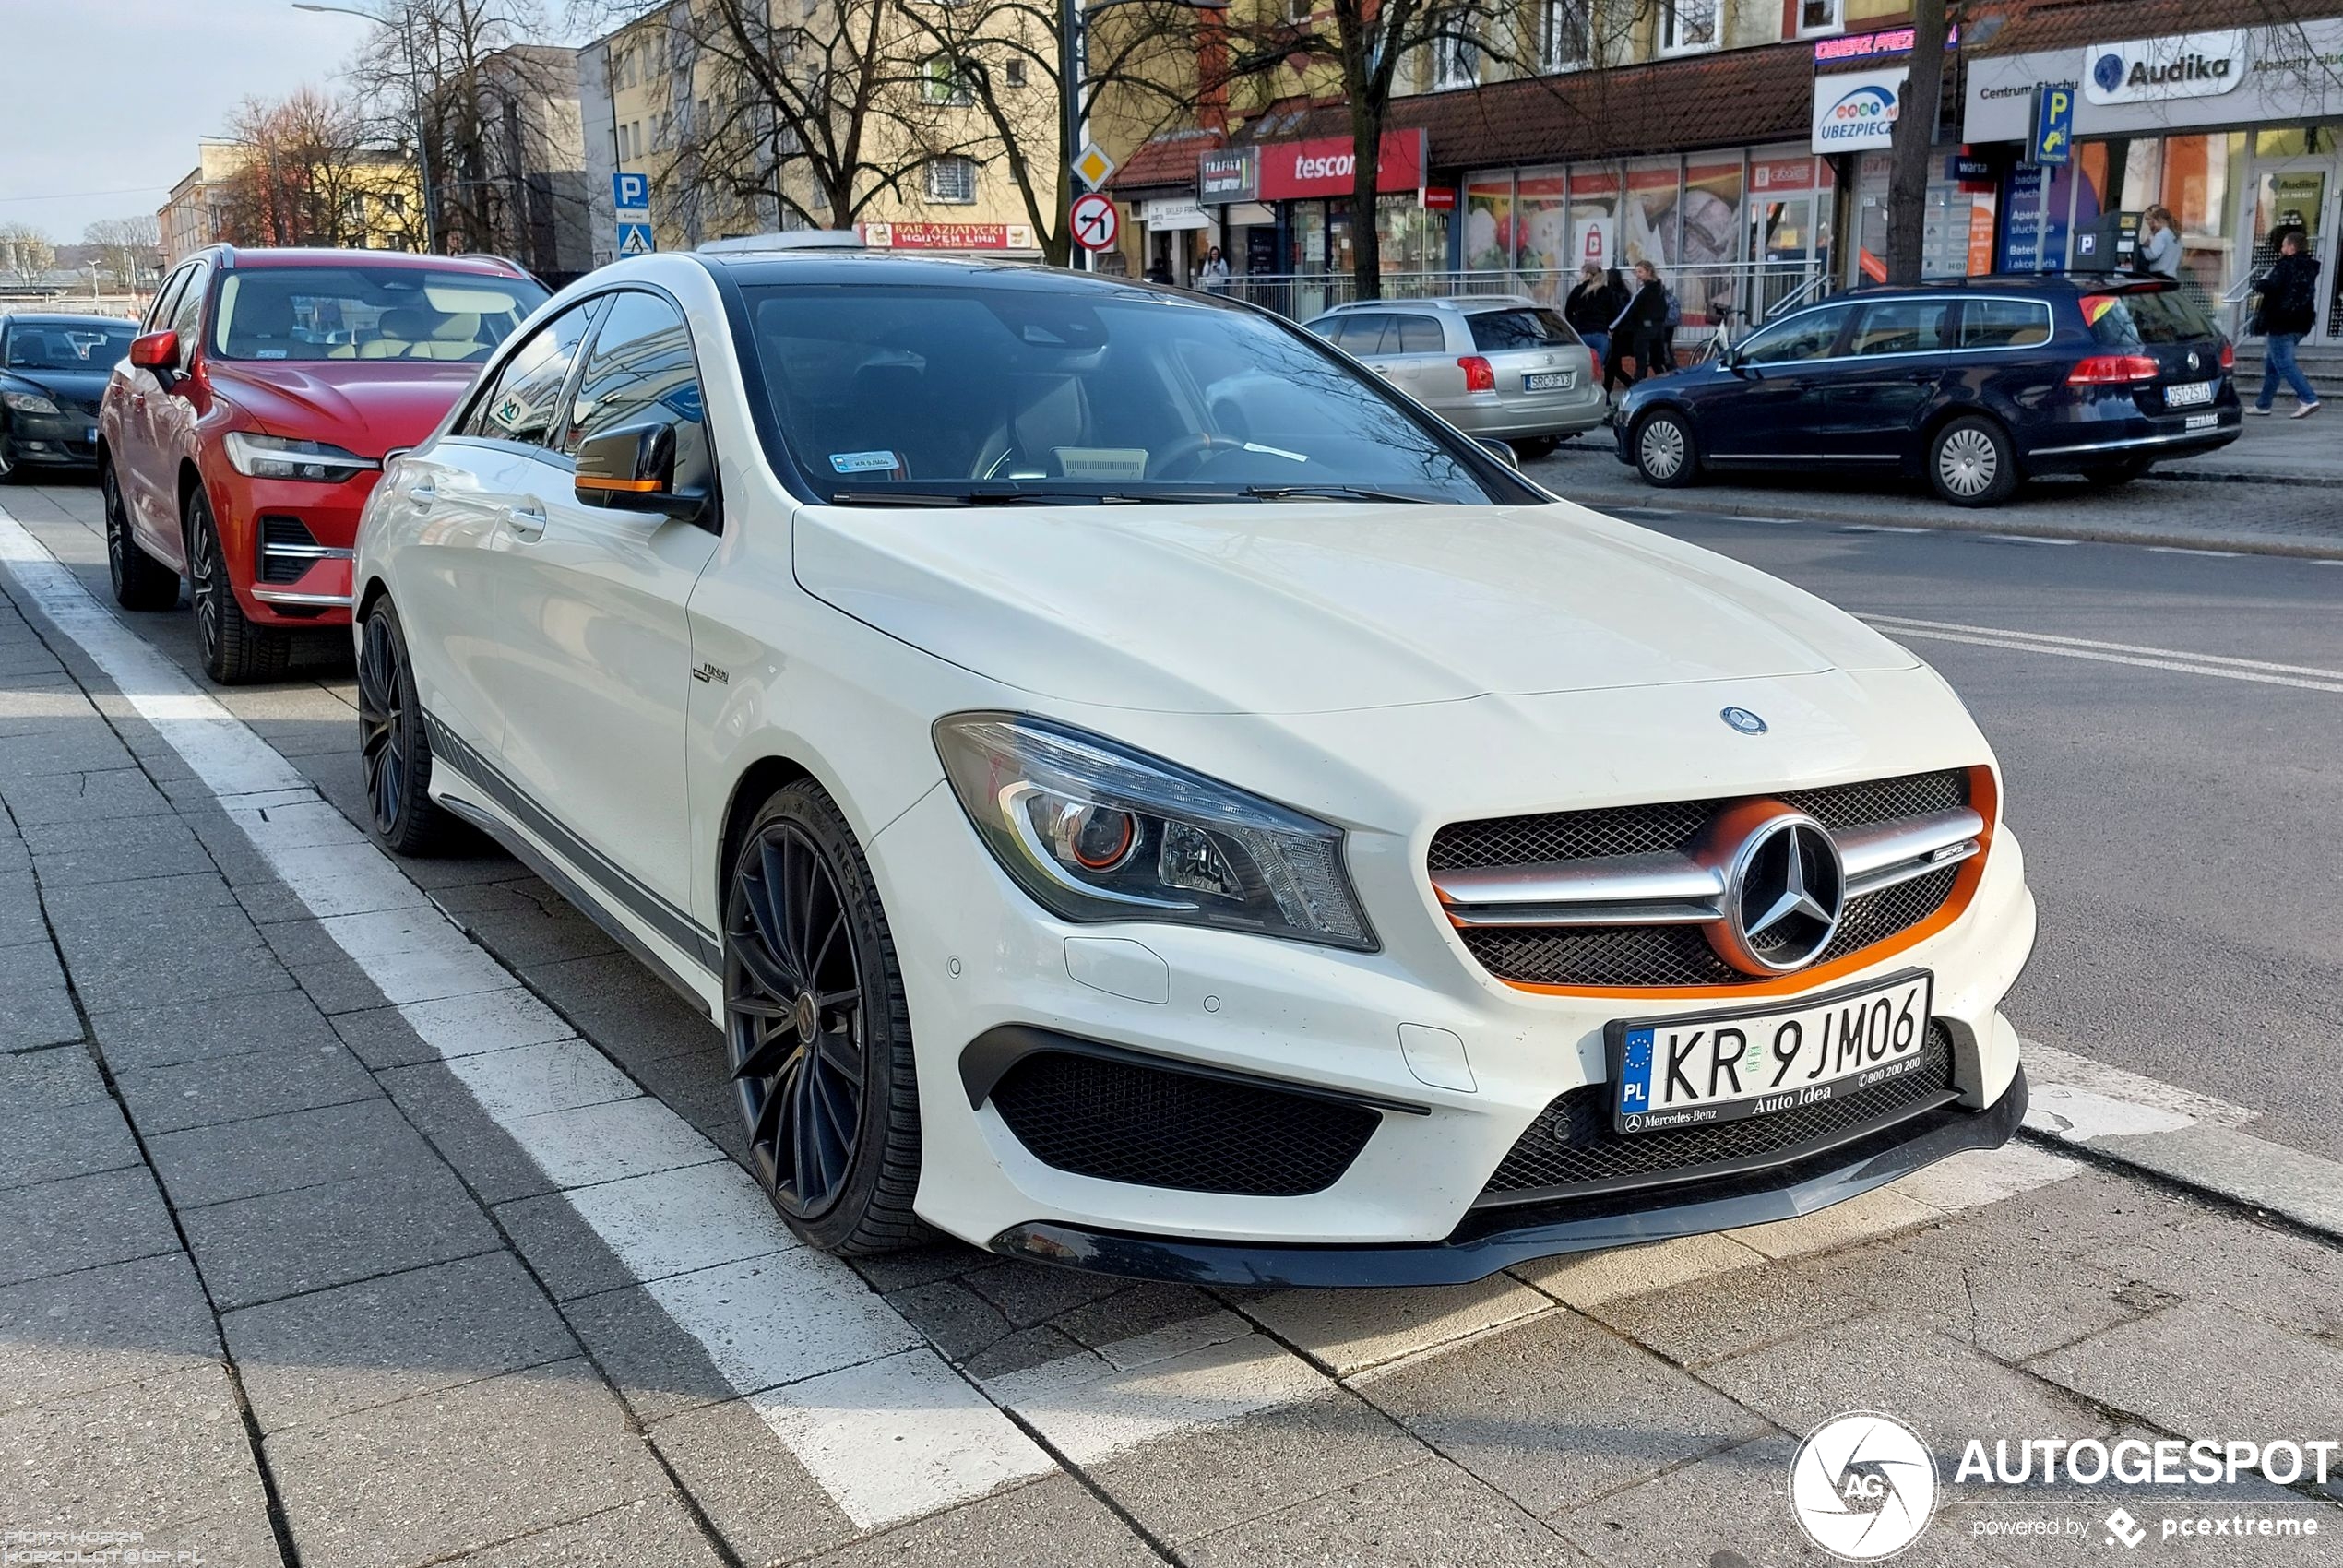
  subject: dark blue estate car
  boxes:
[0,313,137,480]
[1614,275,2242,506]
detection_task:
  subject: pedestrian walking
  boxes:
[2250,229,2322,418]
[1198,245,1231,295]
[1621,260,1674,383]
[1600,267,1635,393]
[2137,206,2182,279]
[1564,261,1620,371]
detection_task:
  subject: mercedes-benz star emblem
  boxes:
[1720,707,1768,735]
[1713,811,1845,974]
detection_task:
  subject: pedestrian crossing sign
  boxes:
[617,221,655,257]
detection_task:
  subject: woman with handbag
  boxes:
[2251,229,2322,418]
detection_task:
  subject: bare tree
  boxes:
[216,89,379,247]
[81,217,163,290]
[1882,0,1951,284]
[0,223,59,286]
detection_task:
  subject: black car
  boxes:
[0,313,137,480]
[1614,275,2242,506]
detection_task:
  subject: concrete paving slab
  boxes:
[384,1035,636,1123]
[146,1096,436,1212]
[644,1396,862,1565]
[0,1096,144,1191]
[486,1093,728,1191]
[2028,1301,2343,1450]
[433,878,622,968]
[0,725,137,779]
[1513,1231,1769,1310]
[1581,1235,1890,1368]
[179,1158,503,1311]
[1087,1386,1428,1546]
[1178,1455,1578,1568]
[89,987,339,1072]
[263,1358,673,1568]
[786,1476,1142,1568]
[224,1252,581,1434]
[2093,1123,2343,1240]
[1232,1275,1555,1377]
[1354,1306,1767,1520]
[10,1362,272,1537]
[1726,1184,1945,1259]
[0,938,82,1051]
[0,1040,108,1110]
[494,1158,794,1302]
[1046,1281,1227,1353]
[2083,1212,2343,1340]
[1846,1220,2151,1364]
[48,909,291,1013]
[0,1253,220,1413]
[0,766,172,826]
[112,1037,381,1135]
[373,1056,565,1205]
[0,867,45,946]
[22,814,215,886]
[886,1277,1022,1364]
[517,951,719,1068]
[0,1165,183,1288]
[41,868,239,925]
[1706,1313,2116,1452]
[437,1495,728,1566]
[958,1257,1128,1329]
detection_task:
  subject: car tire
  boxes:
[723,780,926,1256]
[186,487,291,684]
[1633,410,1699,487]
[1514,435,1563,461]
[104,460,180,612]
[0,421,16,483]
[1927,416,2018,507]
[356,598,457,856]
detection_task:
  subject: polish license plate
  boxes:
[2184,412,2218,431]
[2165,380,2214,408]
[1524,371,1574,391]
[1608,970,1935,1134]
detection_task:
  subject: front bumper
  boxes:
[217,468,378,625]
[5,410,101,468]
[993,1066,2028,1287]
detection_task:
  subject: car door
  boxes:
[1820,297,1956,462]
[122,262,208,558]
[492,287,720,939]
[1326,312,1398,383]
[1700,302,1852,463]
[392,297,605,767]
[1379,312,1463,409]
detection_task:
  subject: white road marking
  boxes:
[0,505,1055,1531]
[982,1331,1330,1468]
[1866,614,2343,681]
[561,1162,801,1287]
[2146,546,2243,558]
[1864,614,2343,694]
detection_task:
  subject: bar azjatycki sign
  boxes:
[1254,131,1428,201]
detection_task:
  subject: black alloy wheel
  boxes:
[104,460,179,611]
[355,598,452,855]
[724,782,923,1254]
[186,488,291,683]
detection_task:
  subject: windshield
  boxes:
[2083,286,2220,347]
[208,267,549,363]
[744,280,1501,505]
[5,322,135,371]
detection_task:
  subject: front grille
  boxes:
[258,516,319,584]
[1478,1022,1957,1205]
[988,1051,1381,1197]
[1435,770,1970,989]
[1430,770,1969,872]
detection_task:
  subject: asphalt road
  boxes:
[1583,502,2343,1162]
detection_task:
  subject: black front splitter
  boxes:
[987,1068,2028,1289]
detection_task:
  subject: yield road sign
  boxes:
[617,220,655,257]
[1072,143,1116,190]
[613,172,650,210]
[1069,193,1119,253]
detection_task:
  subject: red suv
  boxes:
[99,246,548,681]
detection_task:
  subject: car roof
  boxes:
[1318,295,1538,315]
[0,313,134,327]
[1841,272,2172,297]
[199,245,531,279]
[685,247,1217,302]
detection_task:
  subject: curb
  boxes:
[2018,1040,2343,1247]
[1576,490,2343,561]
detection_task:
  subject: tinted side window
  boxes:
[1960,299,2052,349]
[145,267,191,334]
[459,302,598,447]
[2085,287,2218,346]
[1334,314,1395,354]
[1740,304,1849,365]
[1392,315,1445,353]
[166,263,209,370]
[1469,308,1576,350]
[1849,299,1955,356]
[562,291,710,491]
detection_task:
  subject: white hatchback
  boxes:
[353,243,2037,1286]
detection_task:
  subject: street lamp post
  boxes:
[1059,0,1224,270]
[293,1,439,254]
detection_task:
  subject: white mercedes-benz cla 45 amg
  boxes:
[353,242,2035,1286]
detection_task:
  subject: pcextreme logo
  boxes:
[1789,1412,1940,1560]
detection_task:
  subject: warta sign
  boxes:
[1254,130,1428,200]
[2084,30,2247,105]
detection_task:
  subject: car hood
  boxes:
[211,360,479,457]
[4,367,111,410]
[793,499,1920,715]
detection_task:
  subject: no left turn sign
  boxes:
[1070,193,1119,253]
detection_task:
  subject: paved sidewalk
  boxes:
[3,484,2340,1566]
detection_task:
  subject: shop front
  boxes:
[1195,130,1435,317]
[1966,19,2343,339]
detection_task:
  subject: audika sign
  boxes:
[1811,65,1907,153]
[2084,30,2247,105]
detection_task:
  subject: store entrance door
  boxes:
[2242,158,2340,340]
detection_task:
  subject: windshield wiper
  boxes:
[828,488,1041,507]
[1237,483,1432,505]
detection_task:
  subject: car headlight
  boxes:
[2,389,60,416]
[222,431,378,481]
[934,712,1375,951]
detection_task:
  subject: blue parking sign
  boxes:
[2031,84,2074,166]
[613,172,650,211]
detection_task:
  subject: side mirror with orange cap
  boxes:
[573,422,709,527]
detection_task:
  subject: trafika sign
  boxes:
[2084,30,2248,105]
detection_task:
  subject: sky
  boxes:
[0,1,587,244]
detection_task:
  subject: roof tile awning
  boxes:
[1106,129,1226,193]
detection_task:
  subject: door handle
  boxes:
[406,481,436,507]
[506,504,546,541]
[1908,372,1939,385]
